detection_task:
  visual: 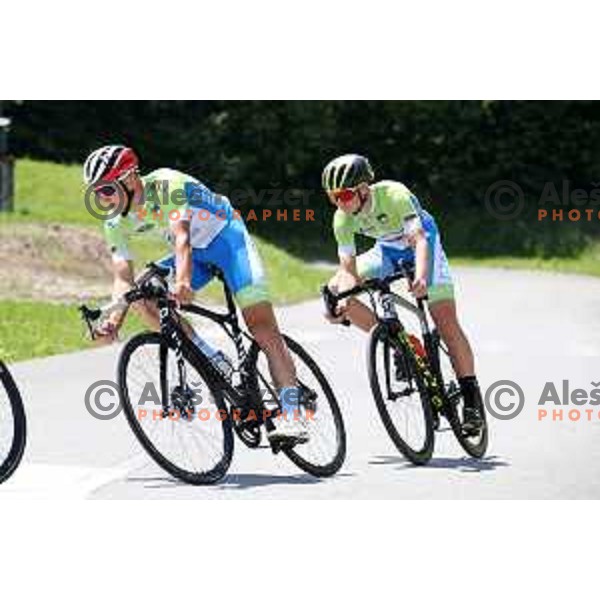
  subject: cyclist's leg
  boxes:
[423,217,482,420]
[202,219,297,393]
[420,214,473,376]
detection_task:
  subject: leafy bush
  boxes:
[4,100,600,259]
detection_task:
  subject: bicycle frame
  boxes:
[377,288,443,385]
[80,262,287,427]
[157,270,276,421]
[156,291,248,413]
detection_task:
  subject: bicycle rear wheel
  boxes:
[247,335,346,477]
[445,384,488,458]
[431,336,488,458]
[0,362,27,485]
[368,324,434,465]
[118,332,234,485]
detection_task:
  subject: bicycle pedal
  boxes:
[269,437,302,454]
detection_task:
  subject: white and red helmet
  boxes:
[83,145,139,186]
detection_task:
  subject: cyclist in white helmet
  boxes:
[83,145,308,443]
[322,154,483,434]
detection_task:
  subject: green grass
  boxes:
[0,300,148,362]
[6,158,90,225]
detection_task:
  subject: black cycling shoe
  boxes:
[462,407,483,437]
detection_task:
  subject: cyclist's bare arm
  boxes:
[406,224,429,298]
[332,253,361,292]
[109,258,135,326]
[91,259,135,344]
[171,220,193,305]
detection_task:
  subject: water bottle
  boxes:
[191,333,233,381]
[212,351,234,381]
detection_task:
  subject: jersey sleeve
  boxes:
[144,169,192,230]
[388,182,424,235]
[333,209,357,257]
[104,218,132,262]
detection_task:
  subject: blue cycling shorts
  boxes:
[158,218,270,309]
[356,212,454,304]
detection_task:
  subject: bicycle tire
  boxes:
[0,362,27,485]
[368,324,434,465]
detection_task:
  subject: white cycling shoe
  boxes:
[267,414,310,444]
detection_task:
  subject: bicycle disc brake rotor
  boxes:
[168,383,200,420]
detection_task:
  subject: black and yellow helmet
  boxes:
[322,154,374,193]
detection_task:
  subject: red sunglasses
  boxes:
[332,187,358,203]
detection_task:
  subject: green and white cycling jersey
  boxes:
[333,180,425,257]
[104,168,234,261]
[333,180,454,303]
[103,168,269,309]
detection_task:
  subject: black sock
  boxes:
[458,375,482,410]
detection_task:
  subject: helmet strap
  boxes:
[353,187,369,216]
[120,182,135,217]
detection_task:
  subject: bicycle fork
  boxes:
[381,291,444,412]
[157,300,195,418]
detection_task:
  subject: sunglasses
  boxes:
[332,187,358,204]
[94,184,117,197]
[93,170,135,197]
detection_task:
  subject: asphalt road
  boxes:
[2,267,600,499]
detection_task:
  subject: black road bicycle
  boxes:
[0,361,27,484]
[322,265,487,465]
[81,263,346,484]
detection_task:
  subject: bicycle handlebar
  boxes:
[321,263,421,326]
[79,262,173,339]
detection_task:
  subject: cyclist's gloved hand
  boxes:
[92,321,119,345]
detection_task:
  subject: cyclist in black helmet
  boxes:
[322,154,483,434]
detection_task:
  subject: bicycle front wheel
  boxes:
[118,332,234,485]
[0,362,27,485]
[247,335,346,477]
[368,324,434,465]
